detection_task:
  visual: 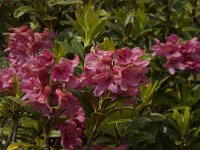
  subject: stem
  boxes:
[52,138,60,149]
[42,117,51,150]
[11,117,18,143]
[5,102,19,147]
[85,94,113,149]
[85,122,98,149]
[87,124,97,145]
[6,124,14,147]
[5,116,18,147]
[43,129,49,150]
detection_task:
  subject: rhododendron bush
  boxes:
[0,26,149,150]
[0,1,200,150]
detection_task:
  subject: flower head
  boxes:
[151,34,200,74]
[4,26,55,67]
[51,55,80,85]
[0,67,15,91]
[82,46,149,102]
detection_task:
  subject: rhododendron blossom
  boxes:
[151,34,200,74]
[55,89,85,149]
[0,26,85,150]
[51,55,79,82]
[0,67,15,91]
[59,118,85,150]
[82,46,149,102]
[18,53,84,149]
[4,25,55,68]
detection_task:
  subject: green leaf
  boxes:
[140,81,158,103]
[49,0,83,6]
[35,137,44,148]
[51,40,68,61]
[127,117,151,131]
[71,90,93,117]
[171,108,189,137]
[42,16,57,21]
[85,7,96,29]
[168,105,188,111]
[91,112,107,125]
[135,9,148,30]
[6,96,24,105]
[105,107,134,117]
[172,109,183,129]
[106,118,132,124]
[149,113,165,122]
[90,19,106,44]
[14,6,35,18]
[193,109,200,122]
[183,107,190,135]
[71,39,84,60]
[100,37,115,51]
[60,40,74,53]
[7,142,39,150]
[125,23,132,37]
[125,12,134,25]
[107,21,123,36]
[194,126,200,137]
[126,132,154,143]
[182,27,199,32]
[66,14,84,36]
[163,127,181,145]
[75,11,88,33]
[49,130,61,137]
[184,2,193,14]
[13,74,22,98]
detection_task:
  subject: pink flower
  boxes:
[166,34,180,44]
[18,57,48,85]
[93,68,114,96]
[21,78,51,116]
[151,34,200,74]
[84,50,113,72]
[82,46,149,102]
[55,89,82,118]
[27,86,52,116]
[4,26,55,67]
[36,50,55,67]
[51,55,79,82]
[21,77,43,100]
[1,26,86,149]
[21,77,52,116]
[29,101,51,117]
[55,89,85,150]
[37,86,51,104]
[59,119,84,150]
[114,47,132,65]
[0,67,15,91]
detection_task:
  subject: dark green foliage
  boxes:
[0,0,200,150]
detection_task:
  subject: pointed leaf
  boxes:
[14,6,36,18]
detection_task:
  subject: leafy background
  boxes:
[0,0,200,150]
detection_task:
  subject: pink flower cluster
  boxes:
[0,26,85,150]
[56,90,85,150]
[0,67,15,92]
[151,34,200,74]
[0,26,150,149]
[81,46,149,102]
[4,26,55,68]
